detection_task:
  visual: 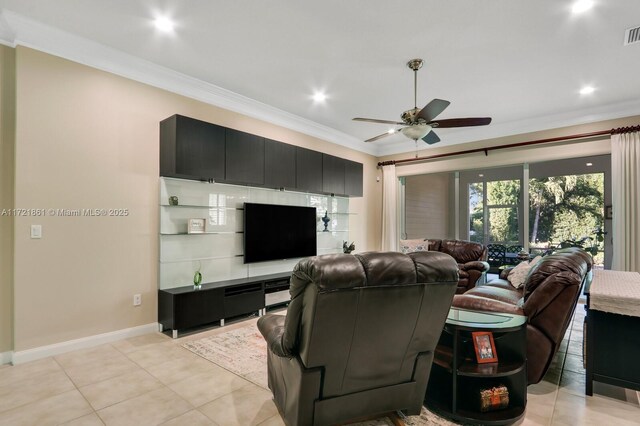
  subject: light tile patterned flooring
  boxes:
[0,304,638,425]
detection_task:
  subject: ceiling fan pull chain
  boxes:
[415,140,418,158]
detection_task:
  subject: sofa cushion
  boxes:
[507,256,542,289]
[485,278,521,292]
[428,239,442,251]
[459,284,523,306]
[399,238,429,254]
[440,239,487,263]
[524,248,590,301]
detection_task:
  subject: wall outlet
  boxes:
[133,294,142,306]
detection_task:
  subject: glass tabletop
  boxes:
[446,307,526,329]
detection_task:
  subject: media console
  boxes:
[158,271,291,338]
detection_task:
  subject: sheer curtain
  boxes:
[381,164,398,251]
[611,130,640,272]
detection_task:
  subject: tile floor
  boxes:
[0,304,638,426]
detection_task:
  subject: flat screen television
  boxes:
[244,203,317,264]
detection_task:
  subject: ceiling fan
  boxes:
[353,59,492,145]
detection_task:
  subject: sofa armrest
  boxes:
[452,294,524,316]
[461,261,489,273]
[257,314,293,358]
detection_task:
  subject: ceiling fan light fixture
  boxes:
[401,124,432,141]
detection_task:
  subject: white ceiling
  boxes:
[1,0,640,156]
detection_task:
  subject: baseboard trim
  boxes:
[11,323,159,365]
[0,351,13,365]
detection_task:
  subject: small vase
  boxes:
[322,211,330,232]
[194,270,202,289]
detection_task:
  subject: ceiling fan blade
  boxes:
[422,131,441,145]
[364,131,395,143]
[353,117,405,125]
[430,117,492,128]
[416,99,451,122]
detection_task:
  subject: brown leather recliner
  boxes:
[452,247,592,384]
[257,251,459,426]
[428,239,489,294]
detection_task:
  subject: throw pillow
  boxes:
[399,239,430,254]
[507,256,542,289]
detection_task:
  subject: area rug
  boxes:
[183,322,457,425]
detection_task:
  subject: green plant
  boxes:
[556,227,606,256]
[194,261,203,286]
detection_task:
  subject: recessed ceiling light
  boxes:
[579,86,596,95]
[154,16,175,32]
[387,129,396,134]
[312,92,327,103]
[586,162,593,166]
[478,174,484,177]
[572,0,595,14]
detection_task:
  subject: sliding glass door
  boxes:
[529,156,610,268]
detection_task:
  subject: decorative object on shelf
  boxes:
[193,272,202,288]
[472,331,498,363]
[168,195,179,206]
[188,218,206,234]
[193,263,203,289]
[321,210,330,232]
[343,241,355,254]
[479,385,509,412]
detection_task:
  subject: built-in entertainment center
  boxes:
[157,114,363,337]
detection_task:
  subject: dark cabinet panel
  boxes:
[345,160,363,197]
[224,283,264,318]
[225,129,264,185]
[296,147,323,193]
[160,115,225,181]
[173,289,224,330]
[264,138,296,189]
[322,154,346,195]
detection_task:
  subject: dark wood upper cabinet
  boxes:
[296,147,323,193]
[160,114,363,196]
[225,129,264,185]
[160,115,225,181]
[345,160,363,197]
[264,138,296,189]
[322,154,346,195]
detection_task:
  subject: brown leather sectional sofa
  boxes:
[427,239,489,294]
[452,247,593,384]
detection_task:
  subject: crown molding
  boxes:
[374,98,640,157]
[0,10,377,156]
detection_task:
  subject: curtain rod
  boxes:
[378,125,638,167]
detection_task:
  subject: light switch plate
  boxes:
[30,225,42,239]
